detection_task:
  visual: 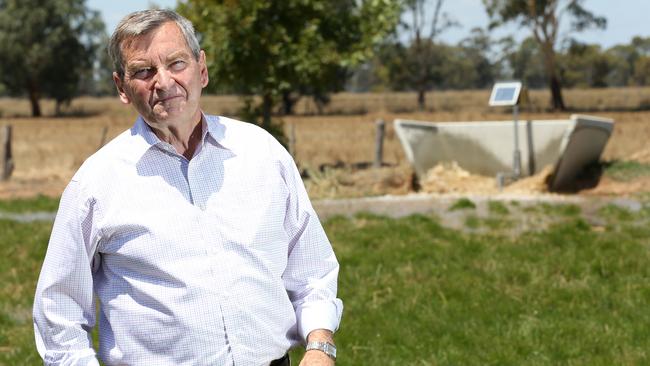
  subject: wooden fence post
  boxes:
[1,125,14,181]
[374,118,385,168]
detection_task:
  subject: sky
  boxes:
[88,0,650,49]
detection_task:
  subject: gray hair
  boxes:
[108,9,201,78]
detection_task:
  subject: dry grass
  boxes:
[1,87,649,198]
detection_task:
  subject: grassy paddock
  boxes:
[2,198,650,365]
[0,219,52,364]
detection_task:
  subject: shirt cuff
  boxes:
[43,349,99,366]
[296,299,343,342]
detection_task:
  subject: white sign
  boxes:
[489,81,522,107]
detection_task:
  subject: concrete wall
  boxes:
[394,115,614,190]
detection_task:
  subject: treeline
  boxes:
[1,0,649,118]
[351,34,650,92]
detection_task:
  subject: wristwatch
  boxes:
[306,341,337,361]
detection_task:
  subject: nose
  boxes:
[153,68,174,91]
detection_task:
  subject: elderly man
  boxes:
[33,9,342,366]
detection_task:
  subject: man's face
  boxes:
[113,21,208,127]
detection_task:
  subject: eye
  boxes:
[131,67,154,80]
[170,60,187,71]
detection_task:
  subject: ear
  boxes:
[199,50,209,88]
[113,72,131,105]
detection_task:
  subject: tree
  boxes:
[507,37,547,88]
[457,28,499,89]
[631,37,650,86]
[605,44,637,87]
[401,0,457,110]
[561,41,610,88]
[633,56,650,86]
[178,0,400,130]
[0,0,105,117]
[483,0,606,110]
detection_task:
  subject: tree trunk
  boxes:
[417,88,426,110]
[540,43,566,111]
[549,74,565,111]
[281,91,296,116]
[414,25,426,111]
[28,85,42,117]
[262,93,273,129]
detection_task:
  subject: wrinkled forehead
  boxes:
[120,21,189,60]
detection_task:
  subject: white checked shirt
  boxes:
[33,115,343,366]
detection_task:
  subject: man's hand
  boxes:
[299,349,334,366]
[299,329,335,366]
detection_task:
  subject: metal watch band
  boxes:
[305,341,337,361]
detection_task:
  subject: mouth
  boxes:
[154,95,182,105]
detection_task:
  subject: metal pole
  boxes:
[512,105,521,178]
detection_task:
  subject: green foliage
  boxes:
[483,0,606,31]
[598,204,634,222]
[0,195,60,213]
[365,31,650,92]
[633,56,650,86]
[449,197,476,211]
[483,0,606,110]
[488,200,509,215]
[464,214,480,229]
[0,219,52,364]
[561,41,613,88]
[605,36,650,87]
[378,29,499,93]
[178,0,400,127]
[604,160,650,181]
[312,211,650,364]
[5,197,650,364]
[0,0,106,116]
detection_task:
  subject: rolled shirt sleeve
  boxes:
[276,140,344,341]
[33,178,101,365]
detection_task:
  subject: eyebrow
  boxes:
[166,50,192,62]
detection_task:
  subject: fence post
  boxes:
[1,125,14,181]
[374,118,385,168]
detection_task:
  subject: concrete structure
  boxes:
[394,115,614,190]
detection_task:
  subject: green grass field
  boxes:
[2,198,650,365]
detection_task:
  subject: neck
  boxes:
[149,113,203,160]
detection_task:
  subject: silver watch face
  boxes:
[325,343,337,358]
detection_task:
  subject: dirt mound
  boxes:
[627,147,650,163]
[419,162,554,195]
[420,162,495,194]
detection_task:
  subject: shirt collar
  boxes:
[132,113,234,154]
[203,114,234,151]
[133,115,161,147]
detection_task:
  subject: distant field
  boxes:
[1,87,650,198]
[2,198,650,365]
